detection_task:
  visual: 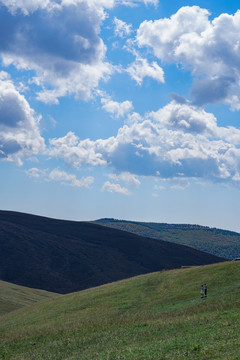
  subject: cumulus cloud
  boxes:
[0,0,159,104]
[49,132,108,167]
[0,0,113,104]
[148,101,217,136]
[101,97,133,118]
[137,6,210,63]
[102,181,130,195]
[137,6,240,108]
[49,102,240,181]
[49,168,94,188]
[149,100,240,145]
[126,111,143,124]
[0,0,158,14]
[48,100,240,185]
[113,17,132,38]
[0,0,53,15]
[26,166,94,188]
[127,58,164,85]
[0,73,45,164]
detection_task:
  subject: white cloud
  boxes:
[48,101,240,185]
[0,0,119,15]
[149,101,217,136]
[25,168,47,178]
[126,111,143,124]
[0,75,45,164]
[0,0,113,104]
[108,172,140,186]
[0,0,53,14]
[113,17,132,38]
[26,166,94,188]
[101,97,134,118]
[137,6,210,63]
[0,0,159,104]
[127,58,164,85]
[137,7,240,108]
[102,181,130,195]
[149,101,240,145]
[0,0,158,15]
[49,132,108,167]
[49,168,94,188]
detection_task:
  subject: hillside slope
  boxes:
[94,218,240,259]
[0,210,225,294]
[0,261,239,360]
[0,281,58,316]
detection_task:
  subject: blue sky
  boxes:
[1,0,240,232]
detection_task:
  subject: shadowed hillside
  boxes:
[0,210,225,294]
[94,218,240,259]
[0,261,239,359]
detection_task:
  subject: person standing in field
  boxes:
[204,283,207,297]
[201,285,204,298]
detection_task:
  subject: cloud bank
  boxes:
[2,2,240,195]
[48,100,240,185]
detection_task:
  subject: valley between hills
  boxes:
[1,210,240,359]
[1,261,240,359]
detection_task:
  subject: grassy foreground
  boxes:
[0,281,58,316]
[1,261,240,359]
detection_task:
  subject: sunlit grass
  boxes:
[1,261,240,359]
[0,281,58,316]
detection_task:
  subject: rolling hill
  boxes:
[0,210,225,294]
[94,218,240,259]
[0,261,239,359]
[0,280,58,316]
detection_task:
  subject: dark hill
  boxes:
[0,210,225,294]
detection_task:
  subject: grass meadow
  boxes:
[0,281,58,317]
[1,261,240,359]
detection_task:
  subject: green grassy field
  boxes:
[0,281,59,316]
[1,261,240,359]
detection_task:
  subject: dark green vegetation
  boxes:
[95,218,240,260]
[0,281,58,316]
[0,211,225,294]
[1,261,240,360]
